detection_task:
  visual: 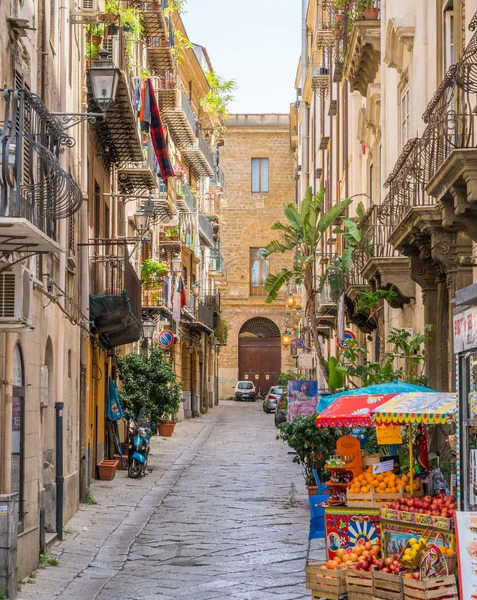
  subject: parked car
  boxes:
[275,393,288,427]
[233,381,257,401]
[263,386,283,413]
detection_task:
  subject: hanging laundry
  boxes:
[147,78,175,182]
[133,77,141,112]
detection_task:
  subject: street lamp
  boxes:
[191,281,200,297]
[142,319,155,340]
[88,50,120,112]
[281,332,292,347]
[171,254,182,275]
[286,293,297,310]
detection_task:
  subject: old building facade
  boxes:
[295,0,477,392]
[218,114,296,399]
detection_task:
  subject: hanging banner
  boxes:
[376,424,403,445]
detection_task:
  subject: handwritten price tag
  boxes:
[372,460,394,475]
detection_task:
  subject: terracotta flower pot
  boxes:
[363,7,378,20]
[307,485,318,496]
[158,422,175,437]
[335,14,343,25]
[114,454,128,469]
[121,441,129,454]
[98,460,117,480]
[91,35,103,46]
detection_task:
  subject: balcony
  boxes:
[161,89,197,146]
[199,211,214,247]
[359,205,414,307]
[154,69,177,111]
[176,183,195,213]
[0,89,82,254]
[210,167,225,190]
[89,244,142,349]
[338,1,381,96]
[142,276,170,311]
[133,0,168,38]
[209,245,224,276]
[198,301,215,330]
[117,138,158,195]
[182,131,215,179]
[88,71,143,169]
[312,67,330,95]
[145,33,174,72]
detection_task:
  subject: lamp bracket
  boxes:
[51,112,105,130]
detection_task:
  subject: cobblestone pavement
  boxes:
[19,401,324,600]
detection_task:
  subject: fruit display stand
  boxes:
[346,569,373,599]
[372,569,405,600]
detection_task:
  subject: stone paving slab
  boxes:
[19,402,325,599]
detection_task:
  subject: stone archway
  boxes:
[238,317,281,396]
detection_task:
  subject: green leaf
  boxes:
[342,217,361,242]
[264,269,294,303]
[284,204,302,231]
[318,198,352,233]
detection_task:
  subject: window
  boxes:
[250,248,269,296]
[251,158,269,192]
[400,88,410,148]
[12,344,25,530]
[369,163,373,204]
[444,4,455,73]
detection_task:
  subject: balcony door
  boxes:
[11,344,25,530]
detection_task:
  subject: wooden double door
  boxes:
[238,337,281,397]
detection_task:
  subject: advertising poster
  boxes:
[455,511,477,599]
[287,380,318,421]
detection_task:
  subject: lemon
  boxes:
[412,543,420,551]
[409,549,417,559]
[409,538,418,546]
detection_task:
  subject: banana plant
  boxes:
[263,187,352,381]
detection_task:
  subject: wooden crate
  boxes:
[403,575,458,600]
[372,570,404,600]
[306,561,348,599]
[347,488,404,508]
[346,569,373,599]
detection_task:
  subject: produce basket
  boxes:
[306,561,348,599]
[372,570,405,600]
[347,487,404,508]
[402,574,458,600]
[345,569,373,599]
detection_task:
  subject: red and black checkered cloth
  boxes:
[147,79,175,182]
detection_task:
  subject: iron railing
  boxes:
[198,131,216,173]
[209,245,224,273]
[181,184,195,212]
[0,89,82,241]
[199,211,214,244]
[198,300,214,329]
[203,293,221,313]
[180,89,196,135]
[142,277,169,308]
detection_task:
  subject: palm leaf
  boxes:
[342,217,361,242]
[318,197,352,233]
[264,269,294,303]
[284,204,302,231]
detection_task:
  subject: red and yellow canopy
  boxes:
[371,392,457,425]
[315,394,397,428]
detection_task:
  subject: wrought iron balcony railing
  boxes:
[0,89,82,251]
[198,300,215,330]
[199,211,214,245]
[198,131,216,173]
[142,277,169,308]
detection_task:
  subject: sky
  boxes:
[182,0,302,114]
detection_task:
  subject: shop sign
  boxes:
[372,460,394,475]
[376,424,403,445]
[453,305,477,353]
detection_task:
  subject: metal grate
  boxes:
[0,274,16,318]
[239,317,280,339]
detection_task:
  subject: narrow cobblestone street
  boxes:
[19,402,322,600]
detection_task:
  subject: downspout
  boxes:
[301,0,309,202]
[55,0,69,539]
[2,334,15,493]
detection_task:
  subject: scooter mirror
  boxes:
[130,413,135,420]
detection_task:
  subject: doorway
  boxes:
[12,344,25,530]
[238,317,281,396]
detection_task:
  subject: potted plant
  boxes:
[141,259,169,283]
[360,0,378,20]
[277,416,343,495]
[165,226,179,241]
[87,24,104,46]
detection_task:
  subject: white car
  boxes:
[233,381,257,401]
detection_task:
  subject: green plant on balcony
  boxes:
[172,29,192,65]
[165,226,179,239]
[201,71,237,121]
[85,24,104,60]
[141,259,169,283]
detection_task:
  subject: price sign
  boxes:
[336,330,356,349]
[372,460,394,475]
[376,424,403,445]
[158,330,174,350]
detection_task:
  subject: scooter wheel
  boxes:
[128,459,142,479]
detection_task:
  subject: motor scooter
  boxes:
[127,408,152,478]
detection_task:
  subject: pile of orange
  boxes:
[348,467,420,495]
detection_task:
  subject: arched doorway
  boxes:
[238,317,281,396]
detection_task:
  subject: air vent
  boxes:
[0,274,16,318]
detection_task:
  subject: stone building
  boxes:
[218,114,296,400]
[294,0,477,391]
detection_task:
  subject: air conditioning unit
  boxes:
[70,0,100,24]
[0,264,33,330]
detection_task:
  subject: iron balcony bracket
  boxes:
[51,112,105,130]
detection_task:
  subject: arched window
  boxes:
[12,343,25,529]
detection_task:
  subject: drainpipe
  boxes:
[301,0,309,202]
[2,333,15,493]
[55,402,64,540]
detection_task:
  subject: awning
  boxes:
[90,292,142,349]
[315,394,397,428]
[371,392,457,425]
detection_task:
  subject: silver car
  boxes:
[263,386,283,413]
